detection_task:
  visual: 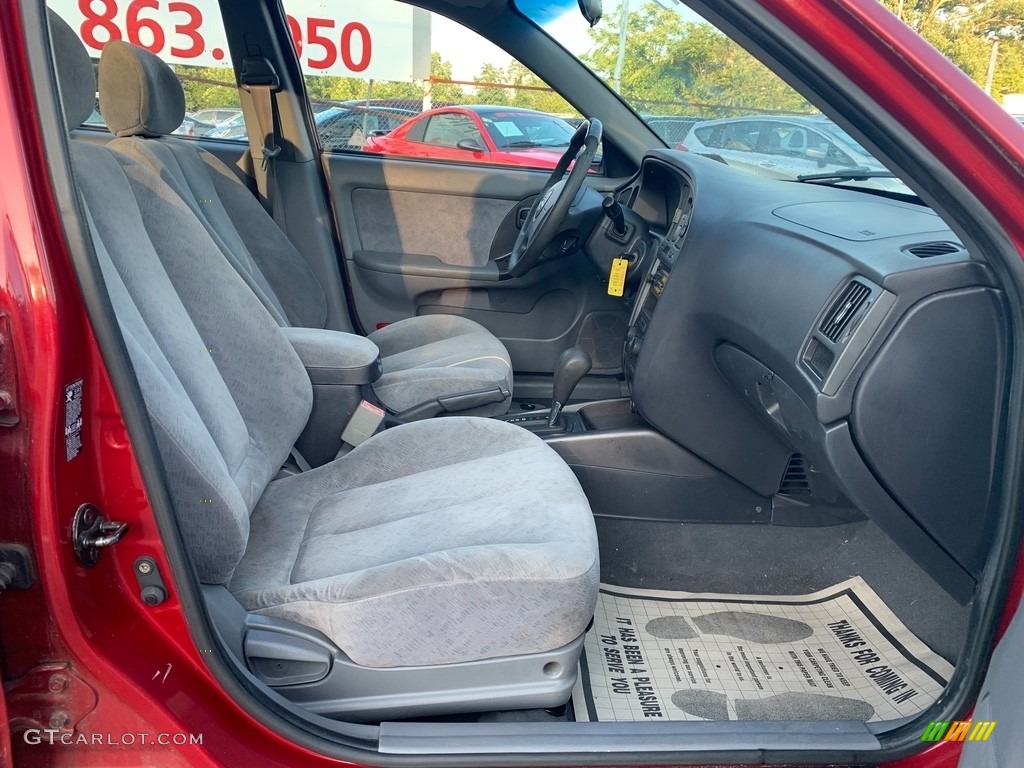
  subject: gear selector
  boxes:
[548,346,593,428]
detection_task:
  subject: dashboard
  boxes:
[612,150,1008,603]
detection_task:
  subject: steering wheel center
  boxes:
[507,118,603,278]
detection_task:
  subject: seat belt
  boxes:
[240,57,285,229]
[289,446,312,473]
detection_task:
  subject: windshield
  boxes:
[481,112,577,148]
[826,124,873,158]
[515,0,907,192]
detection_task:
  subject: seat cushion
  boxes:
[368,315,513,416]
[229,417,598,668]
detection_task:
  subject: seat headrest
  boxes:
[47,9,97,129]
[99,41,185,137]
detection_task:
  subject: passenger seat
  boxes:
[50,11,597,720]
[96,40,513,419]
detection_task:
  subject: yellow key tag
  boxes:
[608,258,628,297]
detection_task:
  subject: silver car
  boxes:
[681,115,888,182]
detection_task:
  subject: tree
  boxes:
[884,0,1024,39]
[462,61,576,114]
[504,61,575,115]
[474,63,511,105]
[881,0,1024,98]
[428,52,467,104]
[176,65,240,112]
[302,74,365,105]
[583,3,811,116]
[296,53,467,108]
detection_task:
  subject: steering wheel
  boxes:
[507,118,603,278]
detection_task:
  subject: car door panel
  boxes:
[350,187,515,268]
[322,152,629,375]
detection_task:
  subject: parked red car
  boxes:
[2,0,1024,767]
[363,105,577,168]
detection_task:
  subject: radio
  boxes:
[624,251,674,380]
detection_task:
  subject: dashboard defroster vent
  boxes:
[820,281,871,342]
[906,242,961,258]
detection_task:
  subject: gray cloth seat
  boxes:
[231,417,598,667]
[367,314,516,414]
[96,40,512,418]
[50,11,597,677]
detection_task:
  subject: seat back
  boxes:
[98,40,329,330]
[49,11,313,584]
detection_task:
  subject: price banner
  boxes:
[50,0,431,81]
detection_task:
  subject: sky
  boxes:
[433,5,593,81]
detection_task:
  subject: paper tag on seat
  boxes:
[608,258,628,297]
[341,401,386,447]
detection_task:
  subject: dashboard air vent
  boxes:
[820,281,870,343]
[907,242,960,258]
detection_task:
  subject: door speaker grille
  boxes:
[578,313,627,370]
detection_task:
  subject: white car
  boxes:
[189,107,242,126]
[682,115,895,185]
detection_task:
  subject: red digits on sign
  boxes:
[292,17,372,73]
[168,1,204,57]
[286,14,303,58]
[79,0,121,49]
[340,21,371,72]
[306,17,337,69]
[74,3,363,70]
[126,0,165,53]
[78,0,206,59]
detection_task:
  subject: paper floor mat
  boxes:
[572,577,954,723]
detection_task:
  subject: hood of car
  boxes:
[504,146,568,161]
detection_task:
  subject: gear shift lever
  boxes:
[549,346,592,428]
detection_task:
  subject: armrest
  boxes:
[353,250,505,282]
[282,327,382,386]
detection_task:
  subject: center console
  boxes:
[623,196,692,380]
[493,179,765,524]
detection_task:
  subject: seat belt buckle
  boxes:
[341,401,386,447]
[261,144,281,171]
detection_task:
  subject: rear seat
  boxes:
[50,11,598,719]
[94,39,514,419]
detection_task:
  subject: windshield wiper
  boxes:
[796,167,896,184]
